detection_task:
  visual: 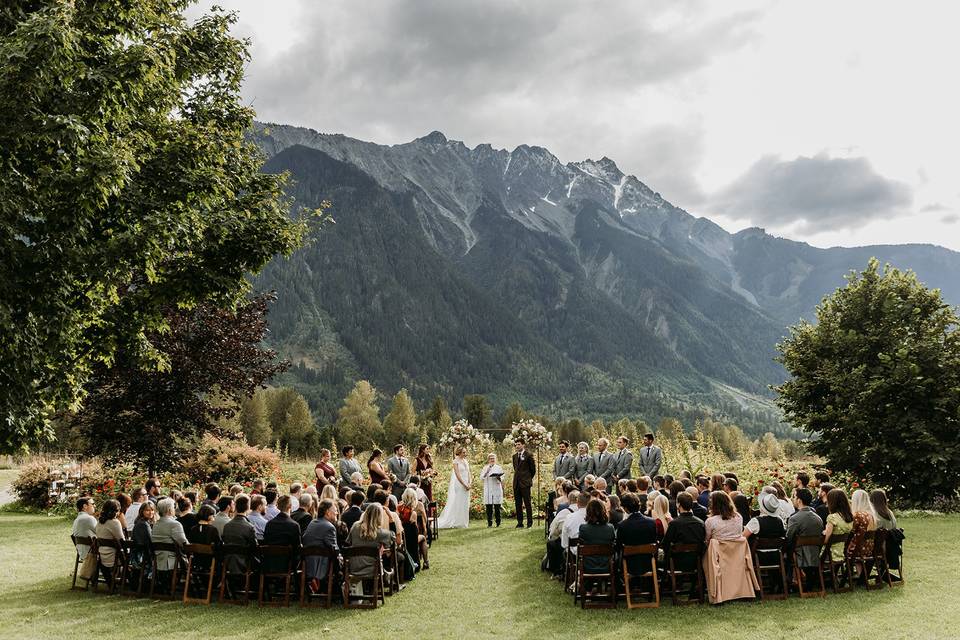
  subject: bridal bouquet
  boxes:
[503,419,552,449]
[438,419,489,450]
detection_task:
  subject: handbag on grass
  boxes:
[79,552,97,580]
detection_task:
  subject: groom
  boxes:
[512,439,536,528]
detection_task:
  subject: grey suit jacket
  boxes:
[222,515,258,573]
[302,518,339,580]
[386,456,411,483]
[785,507,824,567]
[573,455,594,485]
[151,516,188,571]
[638,445,663,477]
[592,450,615,483]
[553,453,576,480]
[339,457,362,485]
[612,449,633,479]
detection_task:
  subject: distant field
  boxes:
[0,512,955,640]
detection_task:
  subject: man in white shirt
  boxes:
[263,489,280,520]
[125,488,148,532]
[71,497,98,561]
[561,492,591,552]
[288,482,302,512]
[546,490,579,577]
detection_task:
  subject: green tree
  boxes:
[775,259,960,503]
[239,390,272,447]
[499,401,527,429]
[383,388,417,447]
[336,380,383,451]
[262,387,318,457]
[462,394,492,432]
[0,2,319,453]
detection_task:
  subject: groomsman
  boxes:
[386,444,411,499]
[573,442,594,488]
[638,433,663,478]
[512,439,537,528]
[611,436,633,492]
[553,440,575,481]
[592,438,615,486]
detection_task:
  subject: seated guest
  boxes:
[250,479,265,496]
[289,482,303,511]
[72,497,98,561]
[607,495,624,526]
[743,493,787,567]
[130,501,156,568]
[229,484,243,497]
[770,481,795,521]
[814,483,833,524]
[264,489,279,520]
[685,486,709,520]
[212,496,234,535]
[152,498,188,578]
[248,495,268,541]
[361,484,379,511]
[823,488,854,564]
[668,481,685,518]
[342,491,365,531]
[302,499,340,590]
[661,492,706,571]
[593,477,609,499]
[187,505,221,545]
[346,504,396,580]
[561,492,591,555]
[733,494,752,527]
[723,477,740,497]
[124,489,148,533]
[291,492,314,533]
[813,471,831,491]
[870,489,902,579]
[615,492,657,577]
[94,499,125,578]
[263,495,301,550]
[785,488,823,582]
[222,494,257,574]
[578,499,616,576]
[201,483,221,510]
[546,490,579,576]
[652,475,666,497]
[407,476,428,503]
[399,488,429,569]
[794,471,811,492]
[176,497,198,534]
[349,471,365,493]
[582,474,596,493]
[385,495,405,548]
[320,484,338,504]
[145,478,162,504]
[709,473,726,494]
[706,491,743,542]
[635,477,650,513]
[116,493,132,532]
[650,494,672,540]
[847,489,877,561]
[625,479,638,494]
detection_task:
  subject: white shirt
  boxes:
[777,499,795,524]
[72,512,98,560]
[289,495,300,511]
[561,506,586,551]
[549,506,572,541]
[125,502,145,531]
[265,504,280,520]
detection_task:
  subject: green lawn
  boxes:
[0,512,955,640]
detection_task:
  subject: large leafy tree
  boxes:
[382,388,417,448]
[462,394,493,432]
[336,380,383,452]
[74,294,288,476]
[0,1,311,452]
[775,259,960,503]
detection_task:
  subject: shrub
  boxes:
[12,460,53,509]
[181,434,281,485]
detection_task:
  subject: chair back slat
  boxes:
[578,544,614,557]
[622,544,657,556]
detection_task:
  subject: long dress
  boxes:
[416,456,435,501]
[436,458,471,529]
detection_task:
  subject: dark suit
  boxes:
[177,512,199,534]
[222,515,258,574]
[341,506,362,532]
[691,501,708,521]
[660,512,706,571]
[301,518,339,580]
[512,450,537,526]
[291,508,312,534]
[615,512,658,575]
[263,512,302,574]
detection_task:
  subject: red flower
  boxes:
[851,482,859,488]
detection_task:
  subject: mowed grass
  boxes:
[0,513,957,640]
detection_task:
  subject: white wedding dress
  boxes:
[436,457,471,529]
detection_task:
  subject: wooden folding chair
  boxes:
[257,545,299,607]
[182,544,218,605]
[428,501,439,541]
[822,533,853,594]
[664,543,704,605]
[70,535,95,591]
[149,542,185,600]
[342,547,385,609]
[849,529,890,590]
[299,546,338,608]
[793,535,826,598]
[576,544,617,609]
[751,537,789,600]
[884,528,905,586]
[93,537,128,595]
[564,537,579,599]
[218,544,256,605]
[123,542,152,598]
[381,540,402,595]
[621,544,660,609]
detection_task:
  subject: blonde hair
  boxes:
[360,504,383,540]
[401,488,419,509]
[455,446,467,457]
[651,494,671,529]
[851,489,876,519]
[321,484,338,502]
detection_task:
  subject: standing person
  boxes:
[611,436,633,491]
[552,440,575,482]
[314,449,337,491]
[415,444,436,501]
[592,438,614,487]
[480,453,505,527]
[512,439,536,528]
[338,446,362,486]
[573,442,594,489]
[436,446,471,529]
[638,433,663,478]
[386,444,411,500]
[367,449,388,486]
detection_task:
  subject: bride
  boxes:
[436,446,471,529]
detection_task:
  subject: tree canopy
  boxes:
[775,259,960,503]
[0,1,313,453]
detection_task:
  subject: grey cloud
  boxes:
[710,153,913,233]
[942,213,959,225]
[920,202,948,213]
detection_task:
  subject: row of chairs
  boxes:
[564,528,903,609]
[71,536,407,609]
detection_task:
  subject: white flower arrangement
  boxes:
[438,419,490,450]
[503,419,553,449]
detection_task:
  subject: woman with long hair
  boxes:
[705,491,743,542]
[346,504,395,580]
[870,489,897,530]
[436,446,471,529]
[847,488,878,559]
[130,500,156,568]
[320,483,338,504]
[94,499,125,576]
[823,488,854,563]
[399,488,429,569]
[367,449,387,485]
[314,448,337,490]
[415,443,436,501]
[650,494,672,540]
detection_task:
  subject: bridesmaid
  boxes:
[314,448,337,490]
[368,449,388,486]
[416,443,436,501]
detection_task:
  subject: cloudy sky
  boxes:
[191,0,960,252]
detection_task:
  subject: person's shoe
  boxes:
[487,523,492,528]
[516,523,524,528]
[496,522,501,527]
[526,522,533,528]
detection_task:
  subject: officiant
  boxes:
[480,453,505,528]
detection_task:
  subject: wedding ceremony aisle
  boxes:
[0,511,956,640]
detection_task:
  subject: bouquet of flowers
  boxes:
[503,419,553,449]
[438,419,489,450]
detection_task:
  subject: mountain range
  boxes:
[249,122,960,436]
